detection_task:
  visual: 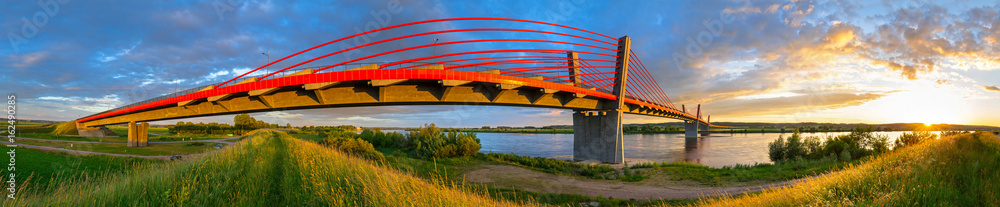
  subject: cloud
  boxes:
[336,116,394,122]
[985,86,1000,92]
[4,0,1000,126]
[705,92,891,117]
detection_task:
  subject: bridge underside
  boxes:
[78,72,701,128]
[78,70,711,163]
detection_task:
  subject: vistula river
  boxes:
[476,131,936,168]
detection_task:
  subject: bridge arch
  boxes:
[76,18,719,163]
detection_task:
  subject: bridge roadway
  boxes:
[75,28,721,163]
[75,67,709,127]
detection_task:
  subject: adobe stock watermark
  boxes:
[671,0,750,72]
[5,94,16,199]
[336,0,404,62]
[7,0,70,53]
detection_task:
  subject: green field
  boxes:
[0,145,163,193]
[3,130,532,206]
[106,126,172,136]
[17,139,224,156]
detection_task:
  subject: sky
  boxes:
[3,0,1000,128]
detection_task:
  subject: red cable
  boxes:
[576,77,616,86]
[216,17,620,87]
[260,28,619,79]
[636,55,675,108]
[382,49,617,68]
[629,50,667,107]
[446,58,571,69]
[313,39,616,73]
[398,56,562,69]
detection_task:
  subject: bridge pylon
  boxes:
[700,115,710,136]
[573,36,630,164]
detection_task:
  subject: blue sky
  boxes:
[3,0,1000,127]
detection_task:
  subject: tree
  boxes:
[768,136,786,162]
[784,131,806,159]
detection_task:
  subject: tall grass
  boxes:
[5,130,534,206]
[675,132,1000,206]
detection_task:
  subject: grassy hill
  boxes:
[680,132,1000,206]
[5,130,534,206]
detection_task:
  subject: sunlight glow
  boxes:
[875,86,969,125]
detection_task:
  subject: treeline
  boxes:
[768,127,941,162]
[624,125,681,133]
[169,113,288,135]
[169,122,240,135]
[319,123,482,161]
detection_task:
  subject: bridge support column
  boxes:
[573,110,624,163]
[699,124,710,136]
[572,35,631,164]
[685,121,699,138]
[127,121,149,147]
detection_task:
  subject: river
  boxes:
[477,131,938,168]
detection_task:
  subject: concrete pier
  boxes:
[572,36,630,163]
[699,123,710,136]
[127,121,149,147]
[572,110,624,163]
[685,121,699,138]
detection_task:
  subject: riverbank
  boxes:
[681,132,1000,206]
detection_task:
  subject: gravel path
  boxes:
[464,164,810,200]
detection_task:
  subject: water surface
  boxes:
[478,131,935,168]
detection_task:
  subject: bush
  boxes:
[768,135,786,162]
[768,131,807,161]
[785,132,806,159]
[839,150,852,161]
[894,131,937,149]
[321,135,383,162]
[408,124,480,158]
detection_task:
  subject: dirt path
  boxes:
[13,136,239,144]
[2,136,246,160]
[463,165,806,200]
[1,140,176,160]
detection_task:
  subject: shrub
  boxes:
[768,131,808,161]
[839,150,852,161]
[803,135,823,158]
[894,131,937,149]
[389,132,407,148]
[457,135,481,156]
[784,132,806,159]
[768,136,786,162]
[321,135,383,162]
[865,133,890,154]
[407,124,480,158]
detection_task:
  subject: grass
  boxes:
[0,145,163,193]
[106,126,172,136]
[287,132,325,142]
[17,132,231,142]
[17,139,224,156]
[673,132,1000,206]
[633,158,853,186]
[3,130,537,206]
